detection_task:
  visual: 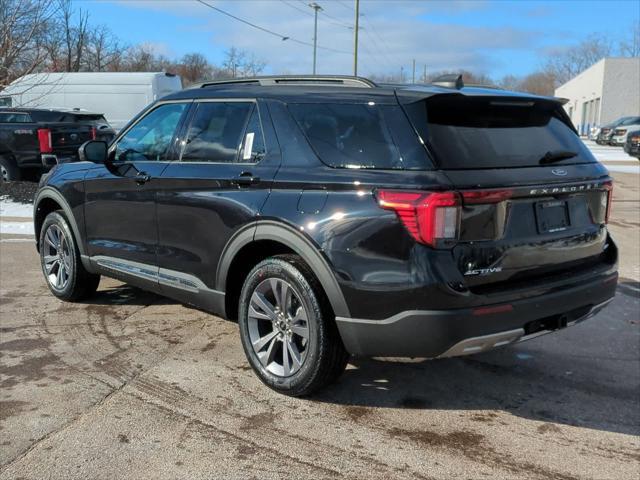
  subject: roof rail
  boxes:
[194,75,377,89]
[431,74,464,90]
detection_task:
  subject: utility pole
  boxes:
[423,64,427,83]
[309,3,322,75]
[353,0,360,76]
[412,59,416,84]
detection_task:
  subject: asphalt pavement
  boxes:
[0,171,638,479]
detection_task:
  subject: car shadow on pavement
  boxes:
[314,347,639,436]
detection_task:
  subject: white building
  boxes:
[555,57,640,135]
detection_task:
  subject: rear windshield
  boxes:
[29,111,107,124]
[405,96,595,169]
[288,103,432,170]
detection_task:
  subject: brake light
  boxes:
[90,126,97,140]
[377,190,461,247]
[37,128,52,153]
[603,181,613,224]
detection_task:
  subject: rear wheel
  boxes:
[0,155,21,182]
[39,211,100,301]
[238,254,349,396]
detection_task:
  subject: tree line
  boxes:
[1,0,638,95]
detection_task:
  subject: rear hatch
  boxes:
[48,123,94,155]
[401,93,614,293]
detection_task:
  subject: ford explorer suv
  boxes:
[33,75,618,396]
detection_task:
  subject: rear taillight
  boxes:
[377,190,461,247]
[37,128,52,153]
[604,181,613,224]
[90,126,97,140]
[461,189,512,204]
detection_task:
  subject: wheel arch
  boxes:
[34,187,87,259]
[216,220,351,320]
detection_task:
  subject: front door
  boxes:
[84,101,190,285]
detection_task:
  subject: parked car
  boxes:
[0,108,115,182]
[596,116,638,145]
[33,75,617,396]
[624,129,640,159]
[1,72,183,131]
[609,117,640,146]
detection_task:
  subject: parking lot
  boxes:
[0,165,638,478]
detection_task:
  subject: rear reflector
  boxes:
[91,127,97,140]
[37,128,52,154]
[462,189,512,204]
[603,181,613,224]
[472,304,514,316]
[377,190,460,247]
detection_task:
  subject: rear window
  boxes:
[288,103,431,170]
[405,96,595,169]
[0,112,31,123]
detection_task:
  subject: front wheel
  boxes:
[39,211,100,301]
[238,254,349,396]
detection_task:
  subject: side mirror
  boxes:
[78,140,108,164]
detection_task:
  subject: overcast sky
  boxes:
[77,0,638,78]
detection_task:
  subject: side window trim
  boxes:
[109,100,192,163]
[177,99,267,165]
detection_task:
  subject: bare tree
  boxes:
[240,53,266,77]
[58,0,89,72]
[0,0,56,87]
[86,25,125,72]
[544,34,611,85]
[223,47,246,78]
[619,23,640,57]
[517,71,556,96]
[177,53,211,85]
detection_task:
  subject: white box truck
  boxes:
[0,72,182,130]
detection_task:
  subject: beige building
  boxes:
[555,57,640,135]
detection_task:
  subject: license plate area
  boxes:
[535,200,570,233]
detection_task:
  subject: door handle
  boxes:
[135,171,151,185]
[236,171,260,187]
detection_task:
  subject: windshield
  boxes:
[404,95,596,169]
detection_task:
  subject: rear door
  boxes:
[156,99,280,308]
[403,94,614,292]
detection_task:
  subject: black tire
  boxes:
[39,211,100,301]
[238,254,349,396]
[0,154,21,182]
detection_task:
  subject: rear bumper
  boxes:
[335,270,617,357]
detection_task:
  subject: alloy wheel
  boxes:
[43,224,72,290]
[247,278,310,377]
[0,164,8,182]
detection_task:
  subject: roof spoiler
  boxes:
[431,74,464,90]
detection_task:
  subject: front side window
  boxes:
[115,103,187,162]
[181,102,254,163]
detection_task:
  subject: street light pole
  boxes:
[353,0,359,76]
[309,3,322,75]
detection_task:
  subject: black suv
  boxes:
[34,75,618,396]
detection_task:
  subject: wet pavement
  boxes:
[0,172,638,479]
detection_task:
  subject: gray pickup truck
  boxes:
[0,108,115,182]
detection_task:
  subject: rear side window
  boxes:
[181,102,254,163]
[405,96,595,169]
[289,103,431,170]
[0,112,31,123]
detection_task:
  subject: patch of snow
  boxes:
[0,198,33,218]
[0,221,34,235]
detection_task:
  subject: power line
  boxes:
[294,0,352,29]
[195,0,351,54]
[280,0,314,18]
